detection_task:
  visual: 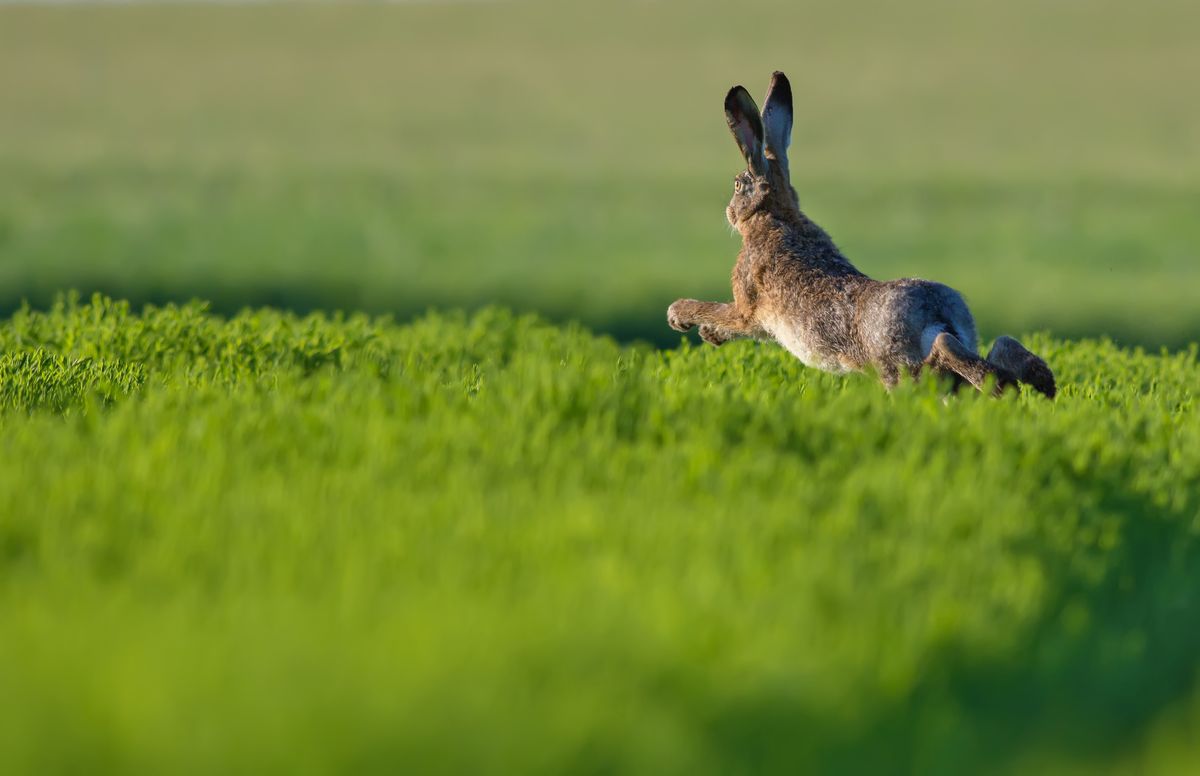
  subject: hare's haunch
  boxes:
[667,71,1056,399]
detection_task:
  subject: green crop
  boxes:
[0,295,1197,774]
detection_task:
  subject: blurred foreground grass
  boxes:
[0,295,1198,773]
[1,0,1198,346]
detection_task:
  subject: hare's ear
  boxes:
[725,85,767,176]
[761,71,793,180]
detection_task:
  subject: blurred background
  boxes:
[1,0,1197,348]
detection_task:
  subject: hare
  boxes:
[667,72,1056,398]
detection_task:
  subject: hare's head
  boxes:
[724,71,799,229]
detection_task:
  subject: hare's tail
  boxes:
[986,336,1057,399]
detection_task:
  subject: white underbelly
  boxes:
[763,317,850,374]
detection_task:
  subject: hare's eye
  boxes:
[734,179,744,193]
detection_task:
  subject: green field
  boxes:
[0,296,1198,773]
[2,0,1200,773]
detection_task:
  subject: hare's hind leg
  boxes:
[924,331,1018,396]
[987,336,1057,399]
[667,299,762,346]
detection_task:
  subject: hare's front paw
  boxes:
[698,325,727,346]
[667,300,695,332]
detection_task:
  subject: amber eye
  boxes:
[734,178,744,193]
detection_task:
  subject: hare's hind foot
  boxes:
[924,331,1019,397]
[987,336,1056,399]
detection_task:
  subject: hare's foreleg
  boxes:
[667,299,762,346]
[987,336,1057,399]
[924,332,1018,396]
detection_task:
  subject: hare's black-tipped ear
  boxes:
[725,85,767,176]
[761,71,793,180]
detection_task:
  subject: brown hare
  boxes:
[667,71,1056,398]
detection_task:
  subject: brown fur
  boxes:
[667,72,1056,399]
